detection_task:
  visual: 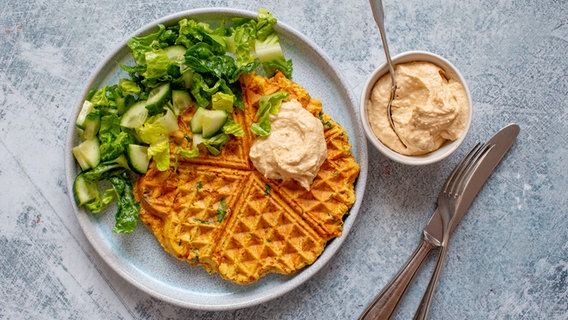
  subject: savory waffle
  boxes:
[134,71,360,284]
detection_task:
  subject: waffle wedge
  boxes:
[134,71,360,284]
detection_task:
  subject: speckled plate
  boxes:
[65,8,368,310]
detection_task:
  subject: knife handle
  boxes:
[359,236,437,320]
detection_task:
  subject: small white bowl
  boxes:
[360,50,472,165]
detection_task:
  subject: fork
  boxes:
[413,142,493,320]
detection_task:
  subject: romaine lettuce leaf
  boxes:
[250,92,288,137]
[222,117,244,137]
[87,84,134,118]
[174,145,200,172]
[176,19,227,54]
[127,24,166,65]
[109,172,139,234]
[78,161,126,213]
[81,162,125,182]
[98,114,136,162]
[211,91,234,112]
[85,188,115,213]
[136,109,179,144]
[141,49,174,88]
[230,8,292,78]
[202,133,230,155]
[119,78,141,95]
[231,19,258,67]
[89,86,113,107]
[177,146,199,159]
[255,8,278,41]
[190,73,234,109]
[148,138,170,171]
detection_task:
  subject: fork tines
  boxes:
[444,142,494,198]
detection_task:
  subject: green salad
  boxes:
[72,9,292,234]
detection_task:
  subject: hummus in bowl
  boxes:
[360,51,472,165]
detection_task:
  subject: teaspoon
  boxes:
[369,0,406,148]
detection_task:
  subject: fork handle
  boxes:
[413,244,449,320]
[359,238,437,320]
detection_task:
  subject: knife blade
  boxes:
[358,123,520,320]
[423,123,520,244]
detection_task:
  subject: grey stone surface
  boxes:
[1,0,566,319]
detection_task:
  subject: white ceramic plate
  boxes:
[65,8,368,310]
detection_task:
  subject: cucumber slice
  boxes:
[202,109,228,138]
[190,107,207,133]
[81,113,101,140]
[72,138,100,171]
[164,45,187,62]
[171,90,192,116]
[73,173,98,206]
[146,83,171,112]
[120,100,148,128]
[189,108,228,137]
[76,100,94,129]
[126,144,150,174]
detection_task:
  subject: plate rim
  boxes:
[64,7,368,310]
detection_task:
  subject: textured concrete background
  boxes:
[1,0,566,319]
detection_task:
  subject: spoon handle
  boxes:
[369,0,386,26]
[369,0,395,77]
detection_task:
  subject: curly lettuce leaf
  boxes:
[119,78,141,95]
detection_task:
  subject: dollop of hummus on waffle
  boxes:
[249,99,327,190]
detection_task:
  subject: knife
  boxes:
[359,123,520,320]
